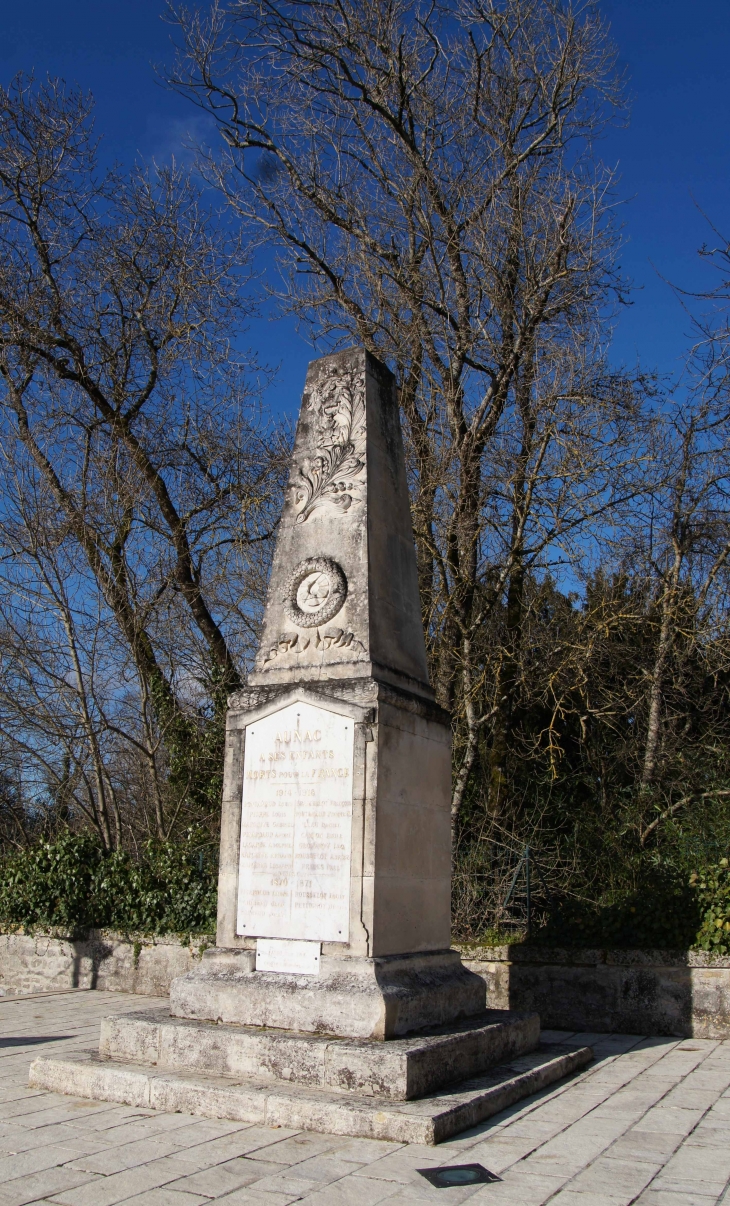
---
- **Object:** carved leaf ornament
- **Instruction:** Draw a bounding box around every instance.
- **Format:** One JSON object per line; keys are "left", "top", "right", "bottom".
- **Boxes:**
{"left": 263, "top": 365, "right": 367, "bottom": 667}
{"left": 291, "top": 370, "right": 366, "bottom": 523}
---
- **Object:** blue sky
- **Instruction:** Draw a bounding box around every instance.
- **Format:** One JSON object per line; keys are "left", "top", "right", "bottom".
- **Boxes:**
{"left": 1, "top": 0, "right": 729, "bottom": 410}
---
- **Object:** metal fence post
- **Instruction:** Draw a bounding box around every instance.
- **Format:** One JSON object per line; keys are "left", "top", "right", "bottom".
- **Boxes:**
{"left": 525, "top": 844, "right": 531, "bottom": 940}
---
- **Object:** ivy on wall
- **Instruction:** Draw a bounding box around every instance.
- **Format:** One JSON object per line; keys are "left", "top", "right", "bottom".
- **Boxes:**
{"left": 692, "top": 860, "right": 730, "bottom": 954}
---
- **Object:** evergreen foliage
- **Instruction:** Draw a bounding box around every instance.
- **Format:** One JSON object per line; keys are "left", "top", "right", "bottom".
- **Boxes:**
{"left": 693, "top": 860, "right": 730, "bottom": 955}
{"left": 0, "top": 829, "right": 217, "bottom": 935}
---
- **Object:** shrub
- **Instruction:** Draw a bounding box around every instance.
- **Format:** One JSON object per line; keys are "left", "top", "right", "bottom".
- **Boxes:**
{"left": 0, "top": 829, "right": 217, "bottom": 935}
{"left": 532, "top": 866, "right": 702, "bottom": 950}
{"left": 692, "top": 859, "right": 730, "bottom": 955}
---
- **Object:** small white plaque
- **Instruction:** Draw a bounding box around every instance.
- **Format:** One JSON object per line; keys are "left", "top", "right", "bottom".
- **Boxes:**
{"left": 236, "top": 700, "right": 354, "bottom": 942}
{"left": 256, "top": 938, "right": 321, "bottom": 976}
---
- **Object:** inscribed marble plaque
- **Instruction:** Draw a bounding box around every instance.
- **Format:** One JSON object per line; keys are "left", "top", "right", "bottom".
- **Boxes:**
{"left": 236, "top": 700, "right": 354, "bottom": 942}
{"left": 256, "top": 938, "right": 321, "bottom": 975}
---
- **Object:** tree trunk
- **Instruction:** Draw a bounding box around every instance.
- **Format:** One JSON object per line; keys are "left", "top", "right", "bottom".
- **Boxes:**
{"left": 641, "top": 550, "right": 681, "bottom": 787}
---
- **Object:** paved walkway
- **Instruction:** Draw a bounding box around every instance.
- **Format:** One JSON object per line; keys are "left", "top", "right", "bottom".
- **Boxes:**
{"left": 0, "top": 991, "right": 728, "bottom": 1206}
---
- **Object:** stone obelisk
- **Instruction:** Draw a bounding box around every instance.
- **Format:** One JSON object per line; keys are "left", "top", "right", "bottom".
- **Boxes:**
{"left": 29, "top": 350, "right": 592, "bottom": 1144}
{"left": 172, "top": 347, "right": 484, "bottom": 1037}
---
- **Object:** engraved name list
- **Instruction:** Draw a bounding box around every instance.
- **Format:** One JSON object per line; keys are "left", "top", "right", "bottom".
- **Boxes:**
{"left": 236, "top": 701, "right": 354, "bottom": 943}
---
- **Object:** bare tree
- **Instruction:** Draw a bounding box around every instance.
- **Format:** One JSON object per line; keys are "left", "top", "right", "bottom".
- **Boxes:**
{"left": 0, "top": 75, "right": 287, "bottom": 845}
{"left": 628, "top": 251, "right": 730, "bottom": 844}
{"left": 169, "top": 0, "right": 636, "bottom": 821}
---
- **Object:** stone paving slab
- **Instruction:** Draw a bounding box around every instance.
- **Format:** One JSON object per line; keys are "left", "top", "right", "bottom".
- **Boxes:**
{"left": 0, "top": 990, "right": 726, "bottom": 1204}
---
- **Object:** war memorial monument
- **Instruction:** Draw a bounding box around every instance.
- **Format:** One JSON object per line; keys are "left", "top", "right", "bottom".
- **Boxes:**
{"left": 31, "top": 349, "right": 591, "bottom": 1143}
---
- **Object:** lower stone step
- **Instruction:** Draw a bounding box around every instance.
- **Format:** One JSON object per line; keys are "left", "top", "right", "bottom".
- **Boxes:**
{"left": 29, "top": 1042, "right": 592, "bottom": 1145}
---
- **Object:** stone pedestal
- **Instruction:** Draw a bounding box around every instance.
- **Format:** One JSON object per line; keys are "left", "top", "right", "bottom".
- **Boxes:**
{"left": 29, "top": 349, "right": 593, "bottom": 1141}
{"left": 172, "top": 948, "right": 484, "bottom": 1040}
{"left": 179, "top": 672, "right": 484, "bottom": 1040}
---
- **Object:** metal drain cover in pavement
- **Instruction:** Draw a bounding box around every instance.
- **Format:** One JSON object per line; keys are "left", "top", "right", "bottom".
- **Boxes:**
{"left": 417, "top": 1164, "right": 501, "bottom": 1188}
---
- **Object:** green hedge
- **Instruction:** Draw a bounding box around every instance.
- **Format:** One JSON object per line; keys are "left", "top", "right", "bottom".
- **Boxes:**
{"left": 1, "top": 831, "right": 728, "bottom": 954}
{"left": 513, "top": 861, "right": 730, "bottom": 954}
{"left": 0, "top": 829, "right": 217, "bottom": 935}
{"left": 535, "top": 875, "right": 700, "bottom": 949}
{"left": 692, "top": 859, "right": 730, "bottom": 954}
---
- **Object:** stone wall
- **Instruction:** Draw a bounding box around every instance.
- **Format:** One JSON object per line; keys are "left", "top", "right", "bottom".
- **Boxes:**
{"left": 464, "top": 946, "right": 730, "bottom": 1039}
{"left": 2, "top": 932, "right": 729, "bottom": 1038}
{"left": 0, "top": 931, "right": 213, "bottom": 998}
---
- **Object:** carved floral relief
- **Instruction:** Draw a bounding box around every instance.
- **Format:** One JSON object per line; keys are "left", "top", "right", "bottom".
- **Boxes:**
{"left": 291, "top": 366, "right": 366, "bottom": 523}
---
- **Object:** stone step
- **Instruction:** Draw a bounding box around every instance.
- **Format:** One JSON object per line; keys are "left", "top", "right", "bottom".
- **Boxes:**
{"left": 29, "top": 1041, "right": 593, "bottom": 1145}
{"left": 99, "top": 1007, "right": 539, "bottom": 1101}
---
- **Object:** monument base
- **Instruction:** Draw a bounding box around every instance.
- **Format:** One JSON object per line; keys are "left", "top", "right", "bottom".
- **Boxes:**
{"left": 29, "top": 1022, "right": 592, "bottom": 1144}
{"left": 170, "top": 949, "right": 486, "bottom": 1040}
{"left": 99, "top": 1007, "right": 539, "bottom": 1100}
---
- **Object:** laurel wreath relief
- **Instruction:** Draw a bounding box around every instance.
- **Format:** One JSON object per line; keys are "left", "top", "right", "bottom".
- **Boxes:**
{"left": 291, "top": 370, "right": 366, "bottom": 523}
